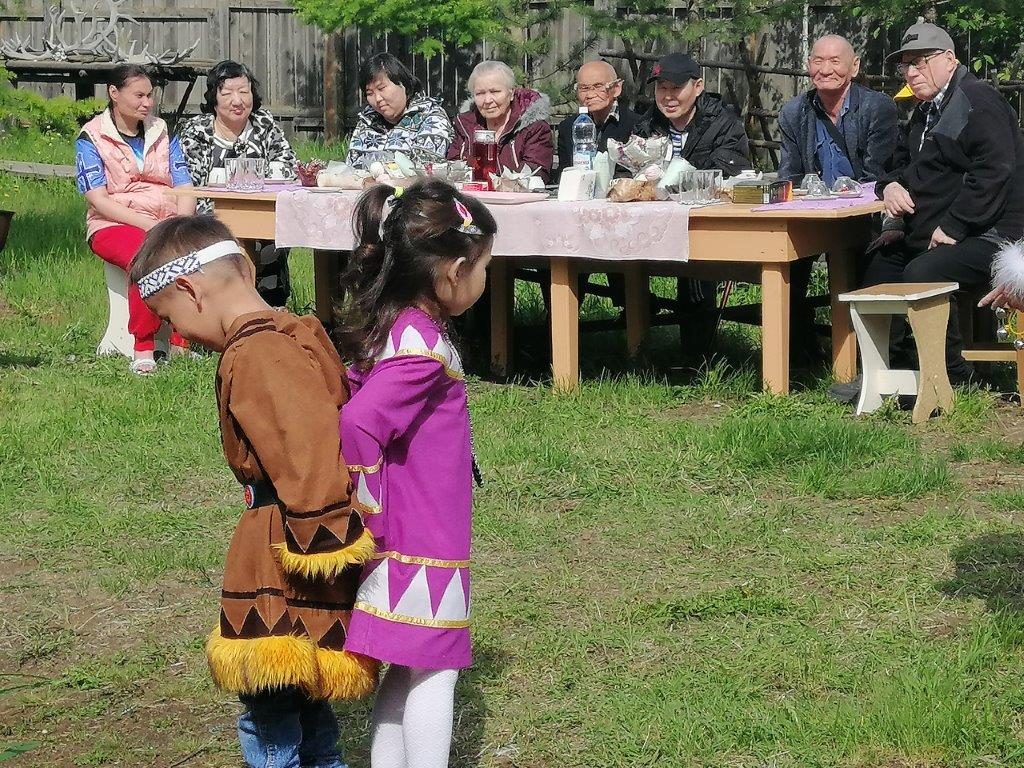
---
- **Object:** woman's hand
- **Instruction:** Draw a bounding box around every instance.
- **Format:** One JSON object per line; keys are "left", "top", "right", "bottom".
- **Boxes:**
{"left": 84, "top": 188, "right": 159, "bottom": 233}
{"left": 979, "top": 284, "right": 1024, "bottom": 312}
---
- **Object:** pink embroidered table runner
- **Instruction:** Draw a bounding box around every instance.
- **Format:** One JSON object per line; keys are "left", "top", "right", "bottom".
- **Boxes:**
{"left": 274, "top": 189, "right": 693, "bottom": 262}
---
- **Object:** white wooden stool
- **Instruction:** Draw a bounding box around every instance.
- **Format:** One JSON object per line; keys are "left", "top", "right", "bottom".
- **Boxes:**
{"left": 97, "top": 262, "right": 170, "bottom": 359}
{"left": 839, "top": 282, "right": 958, "bottom": 423}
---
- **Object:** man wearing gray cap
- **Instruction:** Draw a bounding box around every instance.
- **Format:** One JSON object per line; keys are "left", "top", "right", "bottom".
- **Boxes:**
{"left": 858, "top": 22, "right": 1024, "bottom": 388}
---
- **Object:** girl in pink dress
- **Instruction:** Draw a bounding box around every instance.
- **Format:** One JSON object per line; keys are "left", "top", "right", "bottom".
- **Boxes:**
{"left": 336, "top": 179, "right": 496, "bottom": 768}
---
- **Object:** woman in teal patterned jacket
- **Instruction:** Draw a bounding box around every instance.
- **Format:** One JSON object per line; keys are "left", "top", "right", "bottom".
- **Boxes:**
{"left": 346, "top": 53, "right": 454, "bottom": 169}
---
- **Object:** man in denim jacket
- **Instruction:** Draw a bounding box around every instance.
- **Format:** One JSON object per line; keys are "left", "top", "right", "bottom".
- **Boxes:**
{"left": 778, "top": 35, "right": 898, "bottom": 187}
{"left": 778, "top": 35, "right": 898, "bottom": 364}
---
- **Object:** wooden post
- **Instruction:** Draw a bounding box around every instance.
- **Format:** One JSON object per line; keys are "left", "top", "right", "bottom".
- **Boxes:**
{"left": 623, "top": 262, "right": 650, "bottom": 358}
{"left": 489, "top": 259, "right": 513, "bottom": 377}
{"left": 828, "top": 247, "right": 858, "bottom": 383}
{"left": 313, "top": 249, "right": 342, "bottom": 329}
{"left": 761, "top": 262, "right": 791, "bottom": 394}
{"left": 550, "top": 256, "right": 580, "bottom": 390}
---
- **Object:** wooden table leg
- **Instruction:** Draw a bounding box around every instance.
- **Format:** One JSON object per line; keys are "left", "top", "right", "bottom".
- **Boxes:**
{"left": 313, "top": 249, "right": 341, "bottom": 328}
{"left": 828, "top": 248, "right": 858, "bottom": 383}
{"left": 489, "top": 259, "right": 513, "bottom": 377}
{"left": 761, "top": 262, "right": 791, "bottom": 394}
{"left": 550, "top": 256, "right": 580, "bottom": 390}
{"left": 624, "top": 262, "right": 650, "bottom": 358}
{"left": 907, "top": 297, "right": 954, "bottom": 423}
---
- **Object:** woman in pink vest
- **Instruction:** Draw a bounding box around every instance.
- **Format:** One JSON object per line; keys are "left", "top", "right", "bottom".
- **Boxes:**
{"left": 76, "top": 64, "right": 197, "bottom": 374}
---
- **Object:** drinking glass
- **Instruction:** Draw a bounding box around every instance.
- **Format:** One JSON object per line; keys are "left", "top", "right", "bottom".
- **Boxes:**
{"left": 831, "top": 175, "right": 860, "bottom": 197}
{"left": 226, "top": 157, "right": 266, "bottom": 192}
{"left": 800, "top": 172, "right": 822, "bottom": 191}
{"left": 676, "top": 170, "right": 718, "bottom": 204}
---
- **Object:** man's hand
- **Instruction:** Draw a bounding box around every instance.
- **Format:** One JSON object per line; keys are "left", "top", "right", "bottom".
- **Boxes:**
{"left": 882, "top": 182, "right": 916, "bottom": 217}
{"left": 979, "top": 283, "right": 1024, "bottom": 312}
{"left": 929, "top": 226, "right": 957, "bottom": 250}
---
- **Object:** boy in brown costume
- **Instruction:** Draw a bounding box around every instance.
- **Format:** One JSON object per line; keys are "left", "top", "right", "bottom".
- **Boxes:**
{"left": 130, "top": 215, "right": 376, "bottom": 768}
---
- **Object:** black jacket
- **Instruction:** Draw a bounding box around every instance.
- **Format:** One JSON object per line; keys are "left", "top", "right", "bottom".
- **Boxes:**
{"left": 633, "top": 92, "right": 751, "bottom": 177}
{"left": 555, "top": 102, "right": 639, "bottom": 180}
{"left": 777, "top": 82, "right": 898, "bottom": 185}
{"left": 876, "top": 65, "right": 1024, "bottom": 252}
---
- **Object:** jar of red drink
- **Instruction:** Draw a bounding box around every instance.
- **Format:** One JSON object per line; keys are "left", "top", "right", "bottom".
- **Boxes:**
{"left": 470, "top": 129, "right": 498, "bottom": 189}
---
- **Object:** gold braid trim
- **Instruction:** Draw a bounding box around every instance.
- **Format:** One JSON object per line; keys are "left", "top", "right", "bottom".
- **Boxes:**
{"left": 273, "top": 528, "right": 376, "bottom": 580}
{"left": 206, "top": 628, "right": 379, "bottom": 700}
{"left": 347, "top": 457, "right": 383, "bottom": 474}
{"left": 374, "top": 550, "right": 470, "bottom": 568}
{"left": 352, "top": 500, "right": 381, "bottom": 516}
{"left": 355, "top": 601, "right": 470, "bottom": 629}
{"left": 392, "top": 349, "right": 464, "bottom": 380}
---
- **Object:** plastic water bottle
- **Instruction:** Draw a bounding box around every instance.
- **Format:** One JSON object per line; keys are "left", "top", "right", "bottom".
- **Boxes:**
{"left": 571, "top": 107, "right": 597, "bottom": 169}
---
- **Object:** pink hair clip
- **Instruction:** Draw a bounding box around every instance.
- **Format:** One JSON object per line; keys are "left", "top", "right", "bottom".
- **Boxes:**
{"left": 453, "top": 199, "right": 483, "bottom": 235}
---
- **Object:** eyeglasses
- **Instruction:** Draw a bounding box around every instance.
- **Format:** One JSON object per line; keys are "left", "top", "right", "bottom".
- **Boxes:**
{"left": 575, "top": 79, "right": 622, "bottom": 94}
{"left": 896, "top": 51, "right": 945, "bottom": 76}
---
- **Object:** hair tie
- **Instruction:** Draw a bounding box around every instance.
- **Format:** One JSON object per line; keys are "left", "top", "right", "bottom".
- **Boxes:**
{"left": 453, "top": 199, "right": 483, "bottom": 236}
{"left": 378, "top": 186, "right": 405, "bottom": 240}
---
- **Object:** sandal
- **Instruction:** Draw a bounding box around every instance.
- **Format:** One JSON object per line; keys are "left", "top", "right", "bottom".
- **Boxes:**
{"left": 130, "top": 357, "right": 157, "bottom": 376}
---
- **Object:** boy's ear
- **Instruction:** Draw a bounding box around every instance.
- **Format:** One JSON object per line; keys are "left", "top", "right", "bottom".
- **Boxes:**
{"left": 242, "top": 255, "right": 256, "bottom": 286}
{"left": 173, "top": 274, "right": 201, "bottom": 304}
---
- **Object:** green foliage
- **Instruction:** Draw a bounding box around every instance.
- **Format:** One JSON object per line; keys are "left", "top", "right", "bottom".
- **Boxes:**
{"left": 291, "top": 0, "right": 507, "bottom": 56}
{"left": 0, "top": 80, "right": 104, "bottom": 137}
{"left": 852, "top": 0, "right": 1024, "bottom": 76}
{"left": 575, "top": 0, "right": 804, "bottom": 49}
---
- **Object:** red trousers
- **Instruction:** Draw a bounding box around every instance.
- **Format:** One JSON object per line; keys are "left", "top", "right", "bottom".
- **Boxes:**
{"left": 90, "top": 225, "right": 184, "bottom": 352}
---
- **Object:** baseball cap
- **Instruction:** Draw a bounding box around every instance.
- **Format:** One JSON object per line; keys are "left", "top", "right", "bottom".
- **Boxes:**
{"left": 646, "top": 53, "right": 702, "bottom": 85}
{"left": 886, "top": 21, "right": 955, "bottom": 61}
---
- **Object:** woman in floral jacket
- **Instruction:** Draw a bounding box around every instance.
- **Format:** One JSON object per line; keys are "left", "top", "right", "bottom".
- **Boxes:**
{"left": 178, "top": 60, "right": 297, "bottom": 306}
{"left": 345, "top": 53, "right": 453, "bottom": 169}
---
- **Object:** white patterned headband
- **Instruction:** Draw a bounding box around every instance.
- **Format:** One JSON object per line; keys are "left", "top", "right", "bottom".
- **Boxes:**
{"left": 136, "top": 240, "right": 243, "bottom": 299}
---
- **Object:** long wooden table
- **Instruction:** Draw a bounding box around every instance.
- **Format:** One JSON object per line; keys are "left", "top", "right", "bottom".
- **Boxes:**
{"left": 177, "top": 187, "right": 883, "bottom": 394}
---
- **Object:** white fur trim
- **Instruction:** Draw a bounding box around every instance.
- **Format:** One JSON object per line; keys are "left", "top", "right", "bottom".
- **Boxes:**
{"left": 991, "top": 239, "right": 1024, "bottom": 298}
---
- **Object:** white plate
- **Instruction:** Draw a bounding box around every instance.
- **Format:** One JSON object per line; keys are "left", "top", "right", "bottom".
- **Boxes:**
{"left": 464, "top": 191, "right": 550, "bottom": 205}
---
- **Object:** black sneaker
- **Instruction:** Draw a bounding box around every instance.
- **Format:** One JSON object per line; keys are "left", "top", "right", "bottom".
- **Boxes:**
{"left": 948, "top": 367, "right": 978, "bottom": 389}
{"left": 828, "top": 375, "right": 862, "bottom": 405}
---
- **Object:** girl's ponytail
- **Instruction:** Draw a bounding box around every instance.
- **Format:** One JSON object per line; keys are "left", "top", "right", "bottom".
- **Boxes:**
{"left": 337, "top": 184, "right": 403, "bottom": 365}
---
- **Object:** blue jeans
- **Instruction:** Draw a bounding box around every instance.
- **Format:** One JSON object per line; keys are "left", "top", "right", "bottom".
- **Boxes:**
{"left": 238, "top": 687, "right": 348, "bottom": 768}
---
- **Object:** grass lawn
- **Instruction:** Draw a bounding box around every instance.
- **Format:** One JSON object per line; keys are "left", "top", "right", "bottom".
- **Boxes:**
{"left": 4, "top": 137, "right": 1024, "bottom": 767}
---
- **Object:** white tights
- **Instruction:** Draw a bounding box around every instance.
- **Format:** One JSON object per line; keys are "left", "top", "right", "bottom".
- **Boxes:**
{"left": 370, "top": 665, "right": 459, "bottom": 768}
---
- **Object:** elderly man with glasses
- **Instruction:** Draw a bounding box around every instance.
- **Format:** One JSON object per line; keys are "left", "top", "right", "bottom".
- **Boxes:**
{"left": 832, "top": 22, "right": 1024, "bottom": 401}
{"left": 555, "top": 60, "right": 639, "bottom": 180}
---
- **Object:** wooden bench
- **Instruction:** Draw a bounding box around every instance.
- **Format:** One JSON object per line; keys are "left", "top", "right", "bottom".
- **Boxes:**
{"left": 839, "top": 282, "right": 958, "bottom": 423}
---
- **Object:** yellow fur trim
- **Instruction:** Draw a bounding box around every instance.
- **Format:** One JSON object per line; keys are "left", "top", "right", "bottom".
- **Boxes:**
{"left": 205, "top": 628, "right": 379, "bottom": 700}
{"left": 206, "top": 628, "right": 317, "bottom": 694}
{"left": 313, "top": 648, "right": 380, "bottom": 700}
{"left": 273, "top": 528, "right": 376, "bottom": 580}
